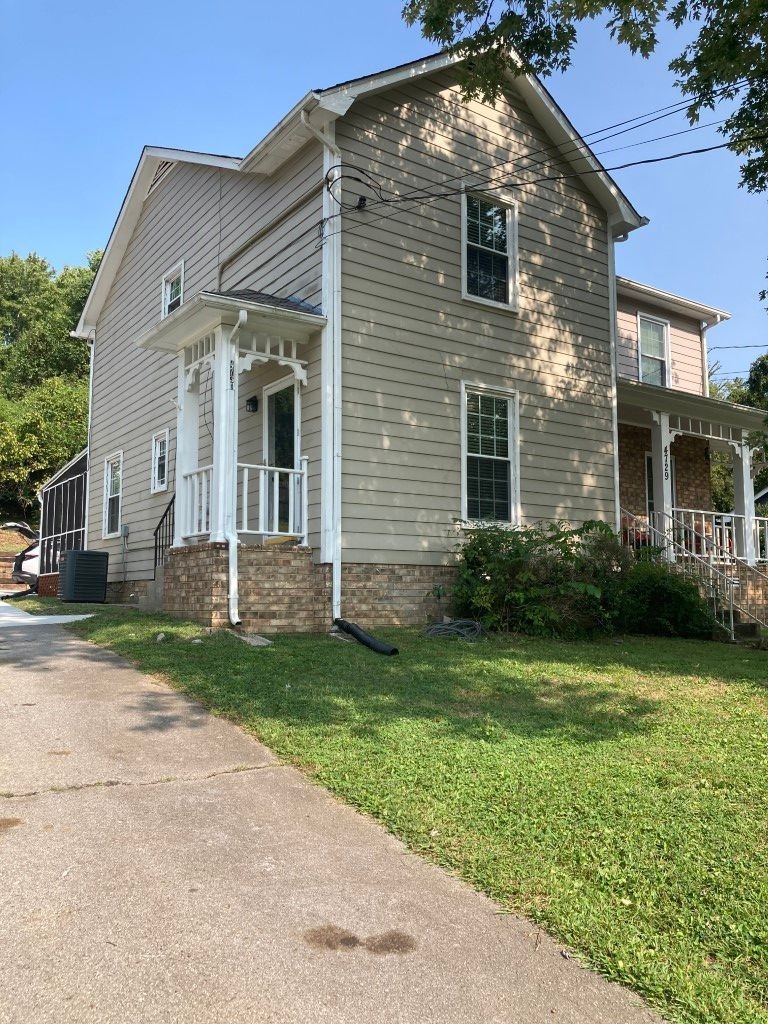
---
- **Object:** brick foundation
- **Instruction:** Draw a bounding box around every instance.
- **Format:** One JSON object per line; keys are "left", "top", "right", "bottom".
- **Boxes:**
{"left": 618, "top": 423, "right": 712, "bottom": 516}
{"left": 161, "top": 542, "right": 457, "bottom": 632}
{"left": 36, "top": 573, "right": 59, "bottom": 597}
{"left": 163, "top": 543, "right": 231, "bottom": 627}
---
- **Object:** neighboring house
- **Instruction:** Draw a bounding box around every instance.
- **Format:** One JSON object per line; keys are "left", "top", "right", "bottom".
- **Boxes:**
{"left": 69, "top": 51, "right": 768, "bottom": 631}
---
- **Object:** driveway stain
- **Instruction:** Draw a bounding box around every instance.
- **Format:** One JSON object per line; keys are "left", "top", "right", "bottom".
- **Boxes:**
{"left": 304, "top": 924, "right": 416, "bottom": 955}
{"left": 47, "top": 750, "right": 71, "bottom": 756}
{"left": 0, "top": 818, "right": 23, "bottom": 832}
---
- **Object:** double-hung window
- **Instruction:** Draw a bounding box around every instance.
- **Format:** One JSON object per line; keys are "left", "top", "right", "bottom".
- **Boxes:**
{"left": 151, "top": 430, "right": 169, "bottom": 493}
{"left": 103, "top": 453, "right": 123, "bottom": 538}
{"left": 462, "top": 192, "right": 517, "bottom": 310}
{"left": 161, "top": 262, "right": 184, "bottom": 318}
{"left": 638, "top": 314, "right": 668, "bottom": 386}
{"left": 462, "top": 386, "right": 518, "bottom": 523}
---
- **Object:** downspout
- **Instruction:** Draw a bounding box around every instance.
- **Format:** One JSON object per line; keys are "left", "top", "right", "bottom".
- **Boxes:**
{"left": 226, "top": 310, "right": 248, "bottom": 626}
{"left": 701, "top": 315, "right": 723, "bottom": 398}
{"left": 83, "top": 334, "right": 95, "bottom": 548}
{"left": 301, "top": 111, "right": 343, "bottom": 621}
{"left": 607, "top": 226, "right": 623, "bottom": 532}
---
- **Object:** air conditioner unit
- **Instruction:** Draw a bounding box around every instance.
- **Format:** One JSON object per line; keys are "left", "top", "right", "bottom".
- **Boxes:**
{"left": 58, "top": 550, "right": 109, "bottom": 603}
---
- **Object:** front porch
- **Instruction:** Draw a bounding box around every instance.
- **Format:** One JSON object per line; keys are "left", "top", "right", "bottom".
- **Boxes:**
{"left": 137, "top": 289, "right": 327, "bottom": 626}
{"left": 617, "top": 378, "right": 768, "bottom": 565}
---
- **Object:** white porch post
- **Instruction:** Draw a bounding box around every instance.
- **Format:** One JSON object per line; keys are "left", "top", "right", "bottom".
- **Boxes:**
{"left": 650, "top": 410, "right": 674, "bottom": 559}
{"left": 173, "top": 353, "right": 199, "bottom": 546}
{"left": 210, "top": 325, "right": 239, "bottom": 544}
{"left": 733, "top": 439, "right": 756, "bottom": 564}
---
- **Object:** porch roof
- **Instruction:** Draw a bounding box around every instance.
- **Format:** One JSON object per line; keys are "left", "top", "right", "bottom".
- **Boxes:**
{"left": 136, "top": 290, "right": 326, "bottom": 354}
{"left": 618, "top": 378, "right": 768, "bottom": 433}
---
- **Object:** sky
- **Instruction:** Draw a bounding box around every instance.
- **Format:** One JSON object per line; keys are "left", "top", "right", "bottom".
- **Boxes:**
{"left": 2, "top": 0, "right": 766, "bottom": 379}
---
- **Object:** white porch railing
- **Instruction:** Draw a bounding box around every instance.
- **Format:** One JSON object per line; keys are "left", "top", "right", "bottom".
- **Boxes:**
{"left": 181, "top": 466, "right": 212, "bottom": 539}
{"left": 669, "top": 507, "right": 768, "bottom": 563}
{"left": 237, "top": 456, "right": 308, "bottom": 544}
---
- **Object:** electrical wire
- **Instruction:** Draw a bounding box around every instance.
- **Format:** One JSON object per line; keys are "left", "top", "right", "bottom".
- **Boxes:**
{"left": 321, "top": 135, "right": 763, "bottom": 244}
{"left": 323, "top": 79, "right": 749, "bottom": 221}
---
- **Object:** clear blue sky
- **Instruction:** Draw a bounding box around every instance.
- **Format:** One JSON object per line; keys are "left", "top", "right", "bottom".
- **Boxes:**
{"left": 2, "top": 1, "right": 765, "bottom": 378}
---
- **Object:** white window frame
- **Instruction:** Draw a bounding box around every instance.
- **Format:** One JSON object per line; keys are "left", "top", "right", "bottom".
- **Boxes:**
{"left": 160, "top": 260, "right": 184, "bottom": 318}
{"left": 460, "top": 189, "right": 519, "bottom": 313}
{"left": 460, "top": 380, "right": 521, "bottom": 525}
{"left": 150, "top": 429, "right": 170, "bottom": 494}
{"left": 637, "top": 311, "right": 670, "bottom": 387}
{"left": 102, "top": 451, "right": 123, "bottom": 539}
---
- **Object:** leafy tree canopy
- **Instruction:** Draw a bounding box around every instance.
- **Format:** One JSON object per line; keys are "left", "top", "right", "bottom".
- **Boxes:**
{"left": 0, "top": 250, "right": 100, "bottom": 515}
{"left": 403, "top": 0, "right": 768, "bottom": 297}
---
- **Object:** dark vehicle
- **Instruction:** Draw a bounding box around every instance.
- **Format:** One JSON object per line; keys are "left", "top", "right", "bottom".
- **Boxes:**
{"left": 1, "top": 522, "right": 40, "bottom": 590}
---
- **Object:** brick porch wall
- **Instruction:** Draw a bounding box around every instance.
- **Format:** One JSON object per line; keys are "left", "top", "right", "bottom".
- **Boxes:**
{"left": 161, "top": 542, "right": 457, "bottom": 632}
{"left": 618, "top": 423, "right": 712, "bottom": 516}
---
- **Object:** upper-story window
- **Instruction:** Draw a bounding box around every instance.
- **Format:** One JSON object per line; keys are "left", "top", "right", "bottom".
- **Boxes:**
{"left": 161, "top": 261, "right": 184, "bottom": 318}
{"left": 638, "top": 314, "right": 669, "bottom": 387}
{"left": 461, "top": 192, "right": 518, "bottom": 311}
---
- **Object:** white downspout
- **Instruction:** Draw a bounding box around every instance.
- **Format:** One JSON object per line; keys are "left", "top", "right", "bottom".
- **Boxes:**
{"left": 607, "top": 226, "right": 622, "bottom": 532}
{"left": 221, "top": 311, "right": 247, "bottom": 626}
{"left": 302, "top": 111, "right": 343, "bottom": 621}
{"left": 700, "top": 314, "right": 723, "bottom": 398}
{"left": 83, "top": 334, "right": 95, "bottom": 548}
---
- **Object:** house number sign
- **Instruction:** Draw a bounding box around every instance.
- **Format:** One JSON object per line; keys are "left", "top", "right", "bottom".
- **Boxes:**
{"left": 663, "top": 444, "right": 670, "bottom": 482}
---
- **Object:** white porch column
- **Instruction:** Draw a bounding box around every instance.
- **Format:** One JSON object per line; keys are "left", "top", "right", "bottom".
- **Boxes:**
{"left": 174, "top": 353, "right": 200, "bottom": 546}
{"left": 733, "top": 439, "right": 756, "bottom": 564}
{"left": 210, "top": 325, "right": 239, "bottom": 544}
{"left": 650, "top": 411, "right": 674, "bottom": 559}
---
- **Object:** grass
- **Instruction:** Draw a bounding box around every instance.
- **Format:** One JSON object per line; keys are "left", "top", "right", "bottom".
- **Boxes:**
{"left": 17, "top": 596, "right": 768, "bottom": 1024}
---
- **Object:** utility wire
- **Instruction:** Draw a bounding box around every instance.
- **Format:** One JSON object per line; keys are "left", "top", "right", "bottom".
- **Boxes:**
{"left": 324, "top": 79, "right": 749, "bottom": 222}
{"left": 321, "top": 135, "right": 763, "bottom": 244}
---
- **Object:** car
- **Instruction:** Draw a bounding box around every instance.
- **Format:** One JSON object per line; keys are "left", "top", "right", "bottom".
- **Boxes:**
{"left": 1, "top": 522, "right": 40, "bottom": 591}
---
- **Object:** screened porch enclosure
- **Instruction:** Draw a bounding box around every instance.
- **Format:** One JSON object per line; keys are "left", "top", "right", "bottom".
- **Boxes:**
{"left": 39, "top": 449, "right": 88, "bottom": 575}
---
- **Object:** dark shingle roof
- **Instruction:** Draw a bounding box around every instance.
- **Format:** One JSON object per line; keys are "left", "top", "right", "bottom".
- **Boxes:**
{"left": 210, "top": 290, "right": 322, "bottom": 316}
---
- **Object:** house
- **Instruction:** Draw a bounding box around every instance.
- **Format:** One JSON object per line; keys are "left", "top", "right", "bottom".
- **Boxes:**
{"left": 68, "top": 51, "right": 768, "bottom": 632}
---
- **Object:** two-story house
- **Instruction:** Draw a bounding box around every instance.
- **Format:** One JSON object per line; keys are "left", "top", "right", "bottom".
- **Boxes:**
{"left": 52, "top": 51, "right": 765, "bottom": 631}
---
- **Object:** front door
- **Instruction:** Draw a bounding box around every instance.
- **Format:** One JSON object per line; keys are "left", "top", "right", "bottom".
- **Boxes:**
{"left": 264, "top": 379, "right": 298, "bottom": 533}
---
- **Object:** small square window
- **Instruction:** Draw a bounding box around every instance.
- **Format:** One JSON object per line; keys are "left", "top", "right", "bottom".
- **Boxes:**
{"left": 161, "top": 262, "right": 184, "bottom": 318}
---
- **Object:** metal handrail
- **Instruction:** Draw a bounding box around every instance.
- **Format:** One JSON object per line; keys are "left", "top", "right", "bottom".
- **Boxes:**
{"left": 153, "top": 495, "right": 175, "bottom": 577}
{"left": 622, "top": 508, "right": 737, "bottom": 639}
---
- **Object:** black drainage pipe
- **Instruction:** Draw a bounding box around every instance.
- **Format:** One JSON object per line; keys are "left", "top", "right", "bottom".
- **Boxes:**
{"left": 334, "top": 618, "right": 399, "bottom": 656}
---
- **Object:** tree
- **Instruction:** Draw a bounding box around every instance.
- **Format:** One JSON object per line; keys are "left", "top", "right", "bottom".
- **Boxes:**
{"left": 0, "top": 251, "right": 100, "bottom": 516}
{"left": 708, "top": 356, "right": 768, "bottom": 511}
{"left": 403, "top": 0, "right": 768, "bottom": 298}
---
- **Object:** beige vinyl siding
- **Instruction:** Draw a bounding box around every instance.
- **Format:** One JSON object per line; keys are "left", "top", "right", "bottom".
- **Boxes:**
{"left": 337, "top": 70, "right": 615, "bottom": 565}
{"left": 88, "top": 142, "right": 323, "bottom": 580}
{"left": 616, "top": 296, "right": 705, "bottom": 395}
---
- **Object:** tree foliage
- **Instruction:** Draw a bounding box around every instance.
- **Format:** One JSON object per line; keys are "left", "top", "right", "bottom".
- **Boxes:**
{"left": 403, "top": 0, "right": 768, "bottom": 298}
{"left": 709, "top": 356, "right": 768, "bottom": 511}
{"left": 0, "top": 251, "right": 100, "bottom": 515}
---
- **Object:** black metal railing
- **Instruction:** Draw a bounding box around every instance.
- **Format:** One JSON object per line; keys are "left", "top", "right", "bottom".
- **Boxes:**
{"left": 153, "top": 495, "right": 175, "bottom": 577}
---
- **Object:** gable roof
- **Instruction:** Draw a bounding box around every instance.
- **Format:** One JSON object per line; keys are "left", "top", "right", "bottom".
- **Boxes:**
{"left": 75, "top": 51, "right": 645, "bottom": 337}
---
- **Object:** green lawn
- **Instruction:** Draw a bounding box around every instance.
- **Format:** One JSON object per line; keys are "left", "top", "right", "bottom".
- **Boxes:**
{"left": 17, "top": 597, "right": 768, "bottom": 1024}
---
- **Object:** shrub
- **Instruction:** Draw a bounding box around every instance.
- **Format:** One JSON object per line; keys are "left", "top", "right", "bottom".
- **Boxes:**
{"left": 452, "top": 520, "right": 629, "bottom": 638}
{"left": 453, "top": 520, "right": 716, "bottom": 640}
{"left": 610, "top": 560, "right": 717, "bottom": 639}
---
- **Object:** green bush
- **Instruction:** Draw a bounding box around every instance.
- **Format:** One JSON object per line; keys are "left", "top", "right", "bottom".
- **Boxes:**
{"left": 453, "top": 521, "right": 717, "bottom": 640}
{"left": 611, "top": 560, "right": 717, "bottom": 639}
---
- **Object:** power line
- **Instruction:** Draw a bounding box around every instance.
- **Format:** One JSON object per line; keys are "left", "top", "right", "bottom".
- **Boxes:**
{"left": 710, "top": 344, "right": 768, "bottom": 350}
{"left": 321, "top": 135, "right": 763, "bottom": 243}
{"left": 324, "top": 78, "right": 750, "bottom": 222}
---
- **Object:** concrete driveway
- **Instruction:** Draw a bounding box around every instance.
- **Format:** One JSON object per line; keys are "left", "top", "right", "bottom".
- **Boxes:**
{"left": 0, "top": 616, "right": 662, "bottom": 1024}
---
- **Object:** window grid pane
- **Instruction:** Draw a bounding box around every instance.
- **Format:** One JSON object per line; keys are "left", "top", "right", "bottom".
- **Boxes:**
{"left": 641, "top": 354, "right": 665, "bottom": 386}
{"left": 639, "top": 318, "right": 665, "bottom": 358}
{"left": 467, "top": 456, "right": 510, "bottom": 521}
{"left": 465, "top": 392, "right": 512, "bottom": 522}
